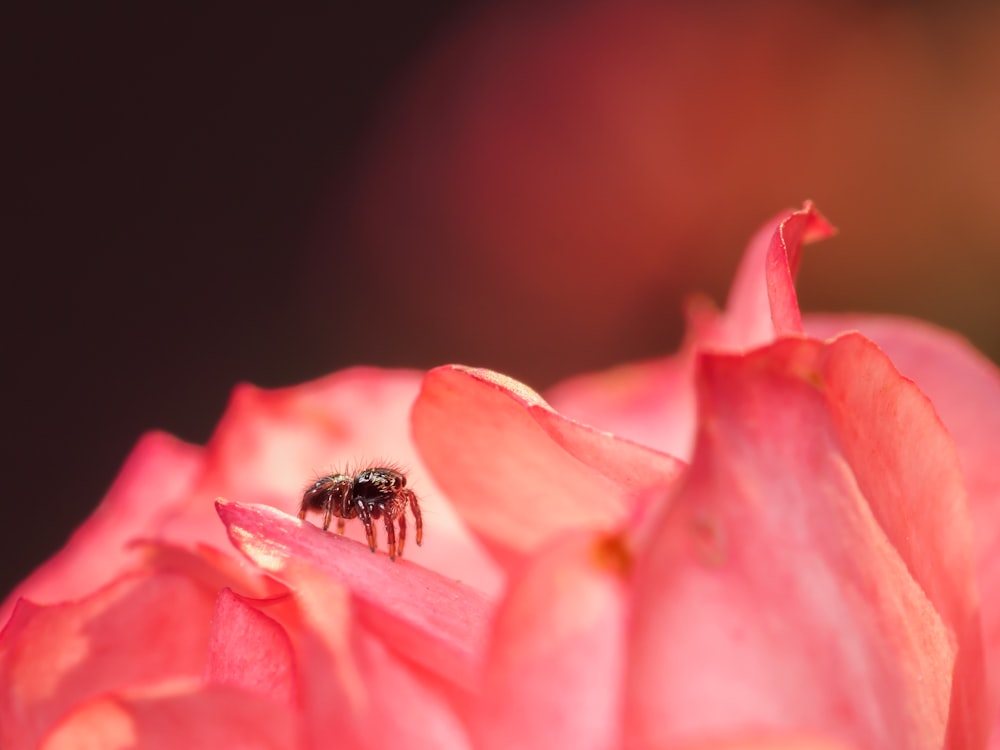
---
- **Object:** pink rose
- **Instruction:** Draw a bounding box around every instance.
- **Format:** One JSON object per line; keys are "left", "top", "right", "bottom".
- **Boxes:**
{"left": 4, "top": 203, "right": 1000, "bottom": 749}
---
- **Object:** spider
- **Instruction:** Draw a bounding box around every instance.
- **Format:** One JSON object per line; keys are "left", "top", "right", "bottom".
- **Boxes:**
{"left": 298, "top": 466, "right": 423, "bottom": 561}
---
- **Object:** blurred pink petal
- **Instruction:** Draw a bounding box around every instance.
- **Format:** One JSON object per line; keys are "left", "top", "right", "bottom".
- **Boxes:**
{"left": 472, "top": 532, "right": 629, "bottom": 750}
{"left": 412, "top": 365, "right": 685, "bottom": 571}
{"left": 648, "top": 732, "right": 860, "bottom": 750}
{"left": 40, "top": 686, "right": 298, "bottom": 750}
{"left": 217, "top": 499, "right": 493, "bottom": 692}
{"left": 0, "top": 432, "right": 203, "bottom": 625}
{"left": 0, "top": 571, "right": 217, "bottom": 750}
{"left": 624, "top": 335, "right": 985, "bottom": 749}
{"left": 203, "top": 588, "right": 297, "bottom": 706}
{"left": 651, "top": 740, "right": 856, "bottom": 750}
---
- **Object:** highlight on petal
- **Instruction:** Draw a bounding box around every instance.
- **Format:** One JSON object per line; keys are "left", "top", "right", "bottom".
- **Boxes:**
{"left": 0, "top": 571, "right": 217, "bottom": 750}
{"left": 624, "top": 336, "right": 984, "bottom": 749}
{"left": 0, "top": 431, "right": 204, "bottom": 626}
{"left": 203, "top": 588, "right": 297, "bottom": 707}
{"left": 412, "top": 365, "right": 685, "bottom": 570}
{"left": 472, "top": 532, "right": 629, "bottom": 750}
{"left": 216, "top": 499, "right": 494, "bottom": 692}
{"left": 40, "top": 686, "right": 298, "bottom": 750}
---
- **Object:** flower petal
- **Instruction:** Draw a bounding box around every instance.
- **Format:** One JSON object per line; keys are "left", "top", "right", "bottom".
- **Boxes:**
{"left": 220, "top": 501, "right": 477, "bottom": 747}
{"left": 545, "top": 352, "right": 698, "bottom": 461}
{"left": 624, "top": 335, "right": 984, "bottom": 749}
{"left": 412, "top": 365, "right": 685, "bottom": 570}
{"left": 40, "top": 686, "right": 298, "bottom": 750}
{"left": 128, "top": 540, "right": 288, "bottom": 600}
{"left": 806, "top": 313, "right": 1000, "bottom": 732}
{"left": 624, "top": 739, "right": 856, "bottom": 750}
{"left": 216, "top": 499, "right": 493, "bottom": 692}
{"left": 472, "top": 532, "right": 629, "bottom": 750}
{"left": 203, "top": 588, "right": 297, "bottom": 706}
{"left": 818, "top": 333, "right": 986, "bottom": 747}
{"left": 719, "top": 202, "right": 835, "bottom": 347}
{"left": 0, "top": 431, "right": 204, "bottom": 626}
{"left": 0, "top": 571, "right": 217, "bottom": 750}
{"left": 286, "top": 567, "right": 472, "bottom": 750}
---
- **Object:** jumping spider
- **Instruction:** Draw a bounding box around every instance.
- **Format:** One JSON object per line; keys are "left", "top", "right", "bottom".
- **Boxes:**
{"left": 298, "top": 466, "right": 423, "bottom": 561}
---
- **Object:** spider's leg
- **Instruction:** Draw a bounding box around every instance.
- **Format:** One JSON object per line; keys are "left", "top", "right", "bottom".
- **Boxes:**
{"left": 406, "top": 489, "right": 423, "bottom": 546}
{"left": 297, "top": 490, "right": 313, "bottom": 520}
{"left": 323, "top": 481, "right": 352, "bottom": 531}
{"left": 397, "top": 511, "right": 407, "bottom": 558}
{"left": 357, "top": 500, "right": 377, "bottom": 553}
{"left": 382, "top": 507, "right": 398, "bottom": 561}
{"left": 322, "top": 493, "right": 335, "bottom": 531}
{"left": 340, "top": 485, "right": 355, "bottom": 519}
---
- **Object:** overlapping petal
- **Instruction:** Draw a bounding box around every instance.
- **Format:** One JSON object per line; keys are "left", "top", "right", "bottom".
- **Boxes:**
{"left": 806, "top": 313, "right": 1000, "bottom": 741}
{"left": 40, "top": 686, "right": 298, "bottom": 750}
{"left": 203, "top": 588, "right": 298, "bottom": 706}
{"left": 472, "top": 532, "right": 629, "bottom": 750}
{"left": 217, "top": 500, "right": 482, "bottom": 749}
{"left": 546, "top": 352, "right": 697, "bottom": 460}
{"left": 412, "top": 365, "right": 685, "bottom": 571}
{"left": 217, "top": 500, "right": 493, "bottom": 693}
{"left": 0, "top": 432, "right": 203, "bottom": 626}
{"left": 0, "top": 571, "right": 218, "bottom": 749}
{"left": 624, "top": 335, "right": 985, "bottom": 749}
{"left": 288, "top": 569, "right": 471, "bottom": 750}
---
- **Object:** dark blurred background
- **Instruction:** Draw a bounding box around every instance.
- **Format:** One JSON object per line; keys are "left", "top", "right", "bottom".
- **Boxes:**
{"left": 4, "top": 2, "right": 999, "bottom": 598}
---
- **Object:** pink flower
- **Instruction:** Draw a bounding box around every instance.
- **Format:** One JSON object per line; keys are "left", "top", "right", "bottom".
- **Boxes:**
{"left": 4, "top": 203, "right": 1000, "bottom": 749}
